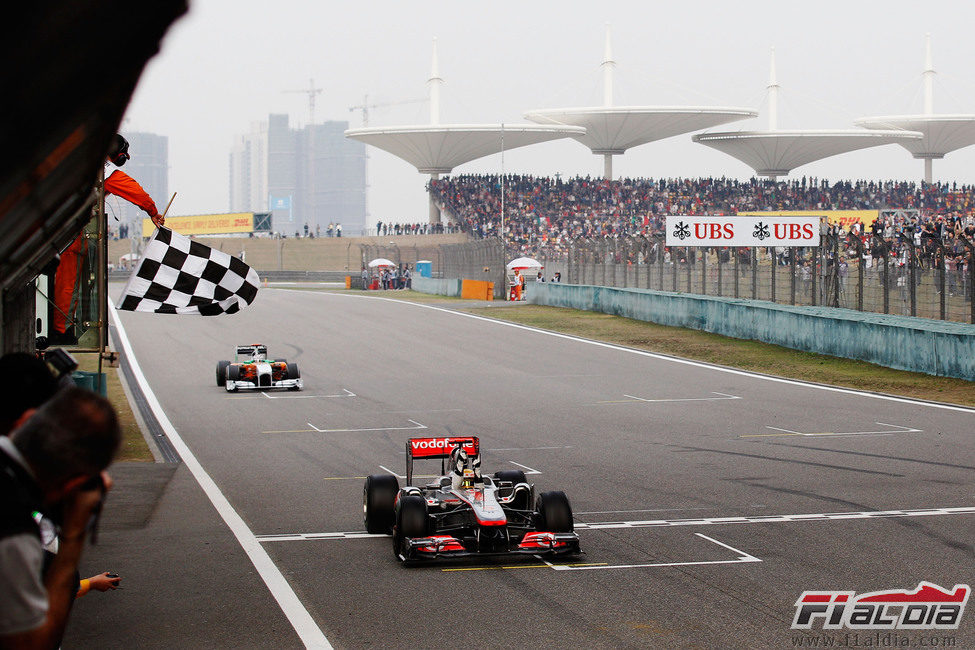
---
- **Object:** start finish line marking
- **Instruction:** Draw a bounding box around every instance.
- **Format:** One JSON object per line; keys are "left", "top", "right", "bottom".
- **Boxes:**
{"left": 254, "top": 506, "right": 975, "bottom": 543}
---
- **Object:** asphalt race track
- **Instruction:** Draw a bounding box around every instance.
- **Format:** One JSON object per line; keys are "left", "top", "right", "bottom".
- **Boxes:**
{"left": 65, "top": 288, "right": 974, "bottom": 648}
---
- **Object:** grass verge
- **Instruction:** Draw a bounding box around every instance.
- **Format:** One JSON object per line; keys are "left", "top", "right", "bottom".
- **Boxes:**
{"left": 461, "top": 305, "right": 975, "bottom": 408}
{"left": 75, "top": 353, "right": 153, "bottom": 462}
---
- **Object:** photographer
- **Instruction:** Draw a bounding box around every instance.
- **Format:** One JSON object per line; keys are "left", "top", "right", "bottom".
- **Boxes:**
{"left": 0, "top": 387, "right": 120, "bottom": 650}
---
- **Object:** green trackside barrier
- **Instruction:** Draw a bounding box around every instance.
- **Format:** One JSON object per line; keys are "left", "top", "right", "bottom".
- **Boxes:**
{"left": 526, "top": 282, "right": 975, "bottom": 381}
{"left": 71, "top": 370, "right": 108, "bottom": 397}
{"left": 412, "top": 276, "right": 463, "bottom": 297}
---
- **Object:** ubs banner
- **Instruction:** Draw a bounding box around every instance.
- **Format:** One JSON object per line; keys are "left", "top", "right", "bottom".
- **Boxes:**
{"left": 665, "top": 215, "right": 821, "bottom": 247}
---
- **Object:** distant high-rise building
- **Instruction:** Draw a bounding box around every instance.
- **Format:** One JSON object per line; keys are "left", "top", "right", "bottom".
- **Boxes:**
{"left": 230, "top": 114, "right": 366, "bottom": 235}
{"left": 230, "top": 121, "right": 268, "bottom": 214}
{"left": 110, "top": 131, "right": 168, "bottom": 235}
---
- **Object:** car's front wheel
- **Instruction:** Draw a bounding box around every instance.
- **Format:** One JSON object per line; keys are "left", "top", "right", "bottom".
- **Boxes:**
{"left": 535, "top": 490, "right": 574, "bottom": 533}
{"left": 216, "top": 360, "right": 230, "bottom": 386}
{"left": 393, "top": 494, "right": 428, "bottom": 560}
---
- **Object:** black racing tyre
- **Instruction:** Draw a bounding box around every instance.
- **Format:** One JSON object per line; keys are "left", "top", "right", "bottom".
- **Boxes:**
{"left": 494, "top": 470, "right": 527, "bottom": 485}
{"left": 216, "top": 360, "right": 230, "bottom": 386}
{"left": 285, "top": 362, "right": 300, "bottom": 380}
{"left": 397, "top": 495, "right": 429, "bottom": 539}
{"left": 226, "top": 364, "right": 241, "bottom": 381}
{"left": 536, "top": 490, "right": 574, "bottom": 533}
{"left": 363, "top": 474, "right": 398, "bottom": 534}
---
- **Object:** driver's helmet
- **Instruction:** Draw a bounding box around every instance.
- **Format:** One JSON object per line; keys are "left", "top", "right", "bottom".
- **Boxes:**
{"left": 252, "top": 346, "right": 267, "bottom": 361}
{"left": 450, "top": 445, "right": 481, "bottom": 486}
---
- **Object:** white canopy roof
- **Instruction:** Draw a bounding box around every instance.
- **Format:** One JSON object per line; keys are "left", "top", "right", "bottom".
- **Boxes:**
{"left": 523, "top": 106, "right": 757, "bottom": 154}
{"left": 854, "top": 115, "right": 975, "bottom": 159}
{"left": 692, "top": 129, "right": 923, "bottom": 177}
{"left": 344, "top": 124, "right": 586, "bottom": 174}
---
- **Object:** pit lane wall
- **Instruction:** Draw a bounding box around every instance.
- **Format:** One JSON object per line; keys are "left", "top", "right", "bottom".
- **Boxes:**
{"left": 521, "top": 283, "right": 975, "bottom": 381}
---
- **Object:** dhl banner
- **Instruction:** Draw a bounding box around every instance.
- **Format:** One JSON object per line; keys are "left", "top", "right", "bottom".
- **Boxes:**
{"left": 143, "top": 213, "right": 254, "bottom": 237}
{"left": 738, "top": 210, "right": 878, "bottom": 230}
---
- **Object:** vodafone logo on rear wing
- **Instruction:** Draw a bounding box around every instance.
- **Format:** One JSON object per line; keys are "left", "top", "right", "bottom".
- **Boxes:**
{"left": 408, "top": 436, "right": 479, "bottom": 459}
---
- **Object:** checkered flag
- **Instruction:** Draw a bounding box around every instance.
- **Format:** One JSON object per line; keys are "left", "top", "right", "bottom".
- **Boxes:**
{"left": 118, "top": 227, "right": 259, "bottom": 315}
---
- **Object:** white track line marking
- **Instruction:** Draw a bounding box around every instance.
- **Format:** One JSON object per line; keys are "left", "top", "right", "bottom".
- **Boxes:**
{"left": 575, "top": 506, "right": 975, "bottom": 529}
{"left": 547, "top": 533, "right": 761, "bottom": 571}
{"left": 487, "top": 446, "right": 573, "bottom": 451}
{"left": 230, "top": 389, "right": 356, "bottom": 401}
{"left": 306, "top": 293, "right": 975, "bottom": 415}
{"left": 264, "top": 420, "right": 427, "bottom": 434}
{"left": 743, "top": 422, "right": 924, "bottom": 438}
{"left": 378, "top": 465, "right": 405, "bottom": 479}
{"left": 507, "top": 461, "right": 541, "bottom": 475}
{"left": 606, "top": 391, "right": 741, "bottom": 404}
{"left": 110, "top": 301, "right": 332, "bottom": 649}
{"left": 260, "top": 389, "right": 355, "bottom": 400}
{"left": 255, "top": 506, "right": 975, "bottom": 542}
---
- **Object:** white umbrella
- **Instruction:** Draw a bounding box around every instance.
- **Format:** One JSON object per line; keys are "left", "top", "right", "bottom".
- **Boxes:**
{"left": 507, "top": 257, "right": 543, "bottom": 270}
{"left": 368, "top": 258, "right": 396, "bottom": 268}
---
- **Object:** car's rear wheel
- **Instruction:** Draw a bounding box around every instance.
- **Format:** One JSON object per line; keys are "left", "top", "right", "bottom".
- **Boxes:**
{"left": 536, "top": 491, "right": 573, "bottom": 533}
{"left": 216, "top": 360, "right": 230, "bottom": 386}
{"left": 363, "top": 474, "right": 398, "bottom": 534}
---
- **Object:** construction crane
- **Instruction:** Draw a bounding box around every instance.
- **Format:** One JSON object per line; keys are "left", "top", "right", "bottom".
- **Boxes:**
{"left": 348, "top": 94, "right": 427, "bottom": 127}
{"left": 284, "top": 78, "right": 323, "bottom": 124}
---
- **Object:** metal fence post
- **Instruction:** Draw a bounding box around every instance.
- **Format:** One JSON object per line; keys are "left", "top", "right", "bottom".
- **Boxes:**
{"left": 734, "top": 247, "right": 740, "bottom": 299}
{"left": 905, "top": 237, "right": 917, "bottom": 317}
{"left": 790, "top": 248, "right": 797, "bottom": 305}
{"left": 751, "top": 247, "right": 758, "bottom": 299}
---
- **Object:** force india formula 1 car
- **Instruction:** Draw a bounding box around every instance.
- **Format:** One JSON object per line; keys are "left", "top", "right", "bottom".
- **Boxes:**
{"left": 215, "top": 344, "right": 302, "bottom": 392}
{"left": 363, "top": 436, "right": 580, "bottom": 563}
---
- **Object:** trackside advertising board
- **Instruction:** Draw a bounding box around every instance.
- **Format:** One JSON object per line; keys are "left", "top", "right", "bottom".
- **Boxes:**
{"left": 143, "top": 212, "right": 254, "bottom": 237}
{"left": 665, "top": 215, "right": 821, "bottom": 247}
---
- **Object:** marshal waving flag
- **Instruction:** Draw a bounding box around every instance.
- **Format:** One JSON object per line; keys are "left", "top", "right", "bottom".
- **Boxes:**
{"left": 118, "top": 227, "right": 259, "bottom": 315}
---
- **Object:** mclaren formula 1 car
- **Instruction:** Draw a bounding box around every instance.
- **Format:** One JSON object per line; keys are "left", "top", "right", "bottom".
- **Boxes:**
{"left": 363, "top": 436, "right": 580, "bottom": 563}
{"left": 215, "top": 344, "right": 302, "bottom": 392}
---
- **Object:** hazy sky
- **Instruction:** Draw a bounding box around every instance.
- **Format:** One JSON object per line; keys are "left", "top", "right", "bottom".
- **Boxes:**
{"left": 123, "top": 0, "right": 975, "bottom": 224}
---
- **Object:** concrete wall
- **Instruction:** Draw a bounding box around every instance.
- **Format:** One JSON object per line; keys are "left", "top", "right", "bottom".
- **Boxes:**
{"left": 525, "top": 282, "right": 975, "bottom": 381}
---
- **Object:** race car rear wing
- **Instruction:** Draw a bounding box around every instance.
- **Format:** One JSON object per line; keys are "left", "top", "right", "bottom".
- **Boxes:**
{"left": 405, "top": 436, "right": 479, "bottom": 485}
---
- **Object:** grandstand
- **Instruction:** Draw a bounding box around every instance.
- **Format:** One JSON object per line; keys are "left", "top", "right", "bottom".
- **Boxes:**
{"left": 429, "top": 173, "right": 975, "bottom": 259}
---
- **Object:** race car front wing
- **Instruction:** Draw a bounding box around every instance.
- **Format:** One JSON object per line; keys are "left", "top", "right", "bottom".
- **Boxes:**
{"left": 399, "top": 531, "right": 580, "bottom": 561}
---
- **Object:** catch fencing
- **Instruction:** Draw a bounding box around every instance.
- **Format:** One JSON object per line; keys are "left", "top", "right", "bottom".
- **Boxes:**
{"left": 531, "top": 232, "right": 975, "bottom": 324}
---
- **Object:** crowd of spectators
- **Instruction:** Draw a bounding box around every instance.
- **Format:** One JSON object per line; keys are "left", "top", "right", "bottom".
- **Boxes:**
{"left": 372, "top": 221, "right": 459, "bottom": 237}
{"left": 428, "top": 174, "right": 975, "bottom": 264}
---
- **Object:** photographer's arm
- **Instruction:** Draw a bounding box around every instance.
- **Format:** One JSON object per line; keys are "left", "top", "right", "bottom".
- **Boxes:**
{"left": 0, "top": 474, "right": 110, "bottom": 650}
